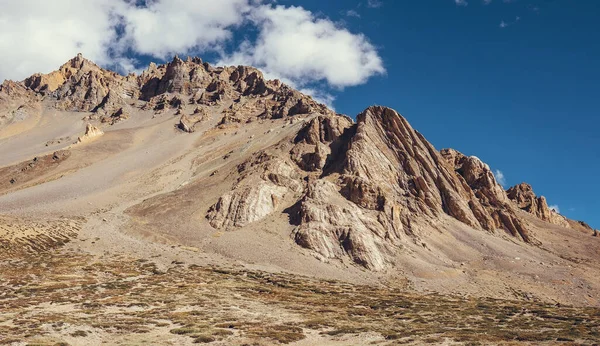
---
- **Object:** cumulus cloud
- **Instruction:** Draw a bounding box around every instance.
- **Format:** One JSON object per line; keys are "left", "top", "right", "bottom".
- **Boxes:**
{"left": 0, "top": 0, "right": 123, "bottom": 80}
{"left": 117, "top": 0, "right": 250, "bottom": 59}
{"left": 0, "top": 0, "right": 385, "bottom": 101}
{"left": 218, "top": 5, "right": 385, "bottom": 89}
{"left": 549, "top": 205, "right": 560, "bottom": 213}
{"left": 494, "top": 170, "right": 507, "bottom": 187}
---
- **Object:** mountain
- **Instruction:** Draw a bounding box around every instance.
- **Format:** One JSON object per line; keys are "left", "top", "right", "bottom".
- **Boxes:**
{"left": 1, "top": 55, "right": 600, "bottom": 343}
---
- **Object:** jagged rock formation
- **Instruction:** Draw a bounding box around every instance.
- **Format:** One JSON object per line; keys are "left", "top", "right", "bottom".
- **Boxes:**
{"left": 37, "top": 54, "right": 138, "bottom": 112}
{"left": 100, "top": 108, "right": 129, "bottom": 125}
{"left": 178, "top": 108, "right": 208, "bottom": 133}
{"left": 0, "top": 80, "right": 40, "bottom": 128}
{"left": 440, "top": 148, "right": 530, "bottom": 241}
{"left": 2, "top": 54, "right": 332, "bottom": 132}
{"left": 77, "top": 124, "right": 104, "bottom": 143}
{"left": 507, "top": 183, "right": 569, "bottom": 227}
{"left": 208, "top": 106, "right": 540, "bottom": 269}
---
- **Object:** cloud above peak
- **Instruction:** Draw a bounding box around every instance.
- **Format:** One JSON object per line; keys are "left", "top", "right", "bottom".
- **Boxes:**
{"left": 218, "top": 5, "right": 385, "bottom": 89}
{"left": 118, "top": 0, "right": 251, "bottom": 60}
{"left": 0, "top": 0, "right": 385, "bottom": 102}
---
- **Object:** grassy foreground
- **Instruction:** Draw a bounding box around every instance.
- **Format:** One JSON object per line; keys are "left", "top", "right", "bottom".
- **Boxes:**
{"left": 1, "top": 246, "right": 599, "bottom": 346}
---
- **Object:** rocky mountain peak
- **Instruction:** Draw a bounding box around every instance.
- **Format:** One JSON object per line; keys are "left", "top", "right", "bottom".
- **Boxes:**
{"left": 5, "top": 55, "right": 334, "bottom": 127}
{"left": 506, "top": 182, "right": 569, "bottom": 227}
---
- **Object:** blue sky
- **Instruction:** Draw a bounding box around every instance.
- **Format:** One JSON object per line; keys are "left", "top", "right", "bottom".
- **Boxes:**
{"left": 278, "top": 0, "right": 600, "bottom": 228}
{"left": 0, "top": 0, "right": 598, "bottom": 228}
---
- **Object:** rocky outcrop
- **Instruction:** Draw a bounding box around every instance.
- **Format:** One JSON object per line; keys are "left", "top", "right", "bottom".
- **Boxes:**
{"left": 439, "top": 148, "right": 531, "bottom": 241}
{"left": 507, "top": 183, "right": 569, "bottom": 227}
{"left": 48, "top": 54, "right": 136, "bottom": 112}
{"left": 207, "top": 181, "right": 287, "bottom": 229}
{"left": 207, "top": 152, "right": 303, "bottom": 229}
{"left": 6, "top": 54, "right": 334, "bottom": 130}
{"left": 290, "top": 115, "right": 353, "bottom": 172}
{"left": 292, "top": 179, "right": 393, "bottom": 271}
{"left": 77, "top": 124, "right": 104, "bottom": 143}
{"left": 100, "top": 108, "right": 129, "bottom": 125}
{"left": 0, "top": 80, "right": 40, "bottom": 128}
{"left": 178, "top": 114, "right": 199, "bottom": 133}
{"left": 340, "top": 106, "right": 530, "bottom": 240}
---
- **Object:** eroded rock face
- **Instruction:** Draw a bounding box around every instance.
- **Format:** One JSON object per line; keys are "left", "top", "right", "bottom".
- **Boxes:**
{"left": 7, "top": 55, "right": 591, "bottom": 271}
{"left": 7, "top": 54, "right": 334, "bottom": 131}
{"left": 207, "top": 181, "right": 287, "bottom": 229}
{"left": 47, "top": 54, "right": 138, "bottom": 112}
{"left": 206, "top": 107, "right": 548, "bottom": 270}
{"left": 207, "top": 153, "right": 303, "bottom": 229}
{"left": 292, "top": 179, "right": 392, "bottom": 271}
{"left": 439, "top": 148, "right": 531, "bottom": 241}
{"left": 290, "top": 115, "right": 353, "bottom": 172}
{"left": 0, "top": 80, "right": 40, "bottom": 129}
{"left": 507, "top": 183, "right": 569, "bottom": 227}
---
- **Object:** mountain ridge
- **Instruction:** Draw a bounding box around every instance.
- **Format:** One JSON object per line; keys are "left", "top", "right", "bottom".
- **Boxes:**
{"left": 0, "top": 55, "right": 597, "bottom": 274}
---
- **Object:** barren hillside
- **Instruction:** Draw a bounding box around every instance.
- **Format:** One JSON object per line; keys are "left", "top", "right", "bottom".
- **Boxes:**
{"left": 1, "top": 55, "right": 599, "bottom": 345}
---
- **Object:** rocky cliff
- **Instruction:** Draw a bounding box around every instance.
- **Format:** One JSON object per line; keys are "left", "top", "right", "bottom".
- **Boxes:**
{"left": 506, "top": 183, "right": 570, "bottom": 227}
{"left": 207, "top": 106, "right": 584, "bottom": 269}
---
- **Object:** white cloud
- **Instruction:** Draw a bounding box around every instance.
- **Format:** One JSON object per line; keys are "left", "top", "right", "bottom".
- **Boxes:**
{"left": 483, "top": 0, "right": 492, "bottom": 4}
{"left": 218, "top": 5, "right": 385, "bottom": 89}
{"left": 549, "top": 205, "right": 560, "bottom": 213}
{"left": 455, "top": 0, "right": 468, "bottom": 6}
{"left": 499, "top": 16, "right": 521, "bottom": 28}
{"left": 299, "top": 88, "right": 336, "bottom": 110}
{"left": 0, "top": 0, "right": 124, "bottom": 80}
{"left": 344, "top": 10, "right": 361, "bottom": 18}
{"left": 0, "top": 1, "right": 385, "bottom": 107}
{"left": 118, "top": 0, "right": 250, "bottom": 59}
{"left": 494, "top": 169, "right": 506, "bottom": 187}
{"left": 367, "top": 0, "right": 383, "bottom": 9}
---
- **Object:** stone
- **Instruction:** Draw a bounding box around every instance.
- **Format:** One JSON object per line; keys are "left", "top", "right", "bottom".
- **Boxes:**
{"left": 77, "top": 124, "right": 104, "bottom": 143}
{"left": 207, "top": 181, "right": 287, "bottom": 229}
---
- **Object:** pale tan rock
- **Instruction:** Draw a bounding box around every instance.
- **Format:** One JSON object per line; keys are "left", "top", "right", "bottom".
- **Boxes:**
{"left": 77, "top": 124, "right": 104, "bottom": 143}
{"left": 207, "top": 181, "right": 287, "bottom": 229}
{"left": 178, "top": 114, "right": 202, "bottom": 133}
{"left": 440, "top": 148, "right": 531, "bottom": 241}
{"left": 292, "top": 180, "right": 390, "bottom": 271}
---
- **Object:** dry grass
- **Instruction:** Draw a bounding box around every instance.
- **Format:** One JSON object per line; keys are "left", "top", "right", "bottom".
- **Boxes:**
{"left": 1, "top": 246, "right": 599, "bottom": 345}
